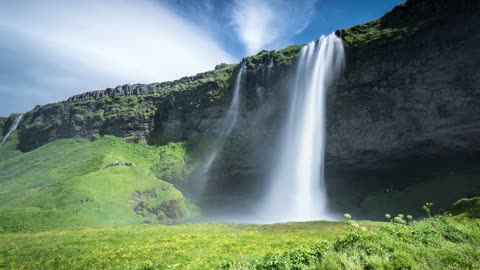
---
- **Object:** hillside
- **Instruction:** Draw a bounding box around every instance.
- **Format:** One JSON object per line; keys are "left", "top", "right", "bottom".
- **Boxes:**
{"left": 0, "top": 133, "right": 196, "bottom": 232}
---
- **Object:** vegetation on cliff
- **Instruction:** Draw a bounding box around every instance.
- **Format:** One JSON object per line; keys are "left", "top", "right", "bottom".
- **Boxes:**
{"left": 452, "top": 197, "right": 480, "bottom": 219}
{"left": 340, "top": 0, "right": 479, "bottom": 48}
{"left": 243, "top": 45, "right": 303, "bottom": 71}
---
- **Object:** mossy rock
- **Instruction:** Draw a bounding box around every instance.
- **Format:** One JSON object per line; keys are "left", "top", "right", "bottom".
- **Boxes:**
{"left": 451, "top": 197, "right": 480, "bottom": 218}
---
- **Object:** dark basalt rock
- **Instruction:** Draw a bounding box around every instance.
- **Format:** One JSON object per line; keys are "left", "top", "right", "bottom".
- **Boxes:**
{"left": 326, "top": 0, "right": 480, "bottom": 172}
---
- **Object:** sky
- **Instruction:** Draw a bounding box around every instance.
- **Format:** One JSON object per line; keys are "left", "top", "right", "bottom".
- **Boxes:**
{"left": 0, "top": 0, "right": 404, "bottom": 116}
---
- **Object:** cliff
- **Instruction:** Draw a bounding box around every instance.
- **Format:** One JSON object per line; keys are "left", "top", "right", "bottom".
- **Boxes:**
{"left": 329, "top": 0, "right": 480, "bottom": 172}
{"left": 9, "top": 0, "right": 480, "bottom": 198}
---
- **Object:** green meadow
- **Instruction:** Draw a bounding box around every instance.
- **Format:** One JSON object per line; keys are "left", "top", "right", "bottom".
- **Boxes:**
{"left": 1, "top": 130, "right": 479, "bottom": 270}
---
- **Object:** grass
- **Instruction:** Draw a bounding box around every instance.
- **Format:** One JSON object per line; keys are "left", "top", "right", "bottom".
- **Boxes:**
{"left": 0, "top": 134, "right": 196, "bottom": 233}
{"left": 0, "top": 220, "right": 382, "bottom": 270}
{"left": 0, "top": 216, "right": 478, "bottom": 269}
{"left": 0, "top": 131, "right": 23, "bottom": 163}
{"left": 223, "top": 216, "right": 480, "bottom": 269}
{"left": 341, "top": 18, "right": 410, "bottom": 48}
{"left": 151, "top": 142, "right": 189, "bottom": 184}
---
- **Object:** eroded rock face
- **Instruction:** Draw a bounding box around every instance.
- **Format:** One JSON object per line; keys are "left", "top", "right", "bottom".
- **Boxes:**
{"left": 327, "top": 0, "right": 480, "bottom": 171}
{"left": 17, "top": 96, "right": 158, "bottom": 151}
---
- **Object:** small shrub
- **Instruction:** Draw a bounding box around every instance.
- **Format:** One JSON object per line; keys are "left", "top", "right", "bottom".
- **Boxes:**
{"left": 393, "top": 216, "right": 406, "bottom": 224}
{"left": 423, "top": 202, "right": 434, "bottom": 218}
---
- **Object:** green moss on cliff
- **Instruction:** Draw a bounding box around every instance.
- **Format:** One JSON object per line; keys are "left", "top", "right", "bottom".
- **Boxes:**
{"left": 341, "top": 17, "right": 410, "bottom": 48}
{"left": 273, "top": 45, "right": 303, "bottom": 66}
{"left": 339, "top": 0, "right": 468, "bottom": 48}
{"left": 243, "top": 45, "right": 303, "bottom": 71}
{"left": 152, "top": 63, "right": 237, "bottom": 102}
{"left": 151, "top": 142, "right": 190, "bottom": 184}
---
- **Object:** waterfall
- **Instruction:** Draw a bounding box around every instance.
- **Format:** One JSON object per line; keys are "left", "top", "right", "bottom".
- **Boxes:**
{"left": 266, "top": 57, "right": 274, "bottom": 85}
{"left": 194, "top": 63, "right": 247, "bottom": 197}
{"left": 259, "top": 34, "right": 344, "bottom": 222}
{"left": 0, "top": 114, "right": 23, "bottom": 149}
{"left": 221, "top": 62, "right": 247, "bottom": 136}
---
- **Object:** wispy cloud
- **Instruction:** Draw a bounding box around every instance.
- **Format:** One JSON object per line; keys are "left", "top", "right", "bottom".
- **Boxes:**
{"left": 230, "top": 0, "right": 317, "bottom": 55}
{"left": 0, "top": 0, "right": 235, "bottom": 116}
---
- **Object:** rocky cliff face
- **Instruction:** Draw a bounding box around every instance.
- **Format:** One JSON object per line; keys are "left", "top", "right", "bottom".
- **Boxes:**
{"left": 328, "top": 0, "right": 480, "bottom": 172}
{"left": 16, "top": 46, "right": 300, "bottom": 159}
{"left": 16, "top": 64, "right": 238, "bottom": 151}
{"left": 12, "top": 0, "right": 480, "bottom": 194}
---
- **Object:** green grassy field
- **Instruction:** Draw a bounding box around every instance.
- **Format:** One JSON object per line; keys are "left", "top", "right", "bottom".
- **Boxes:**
{"left": 0, "top": 220, "right": 380, "bottom": 270}
{"left": 0, "top": 132, "right": 195, "bottom": 233}
{"left": 0, "top": 216, "right": 478, "bottom": 270}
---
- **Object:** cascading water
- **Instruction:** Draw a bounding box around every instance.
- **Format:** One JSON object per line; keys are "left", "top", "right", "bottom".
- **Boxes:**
{"left": 0, "top": 114, "right": 23, "bottom": 149}
{"left": 259, "top": 34, "right": 344, "bottom": 222}
{"left": 266, "top": 57, "right": 274, "bottom": 84}
{"left": 193, "top": 63, "right": 247, "bottom": 197}
{"left": 221, "top": 62, "right": 247, "bottom": 137}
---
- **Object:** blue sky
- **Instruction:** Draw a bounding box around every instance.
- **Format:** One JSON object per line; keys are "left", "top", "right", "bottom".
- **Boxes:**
{"left": 0, "top": 0, "right": 404, "bottom": 116}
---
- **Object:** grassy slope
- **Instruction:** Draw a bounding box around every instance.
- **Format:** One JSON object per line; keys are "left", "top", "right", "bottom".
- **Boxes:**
{"left": 0, "top": 220, "right": 382, "bottom": 270}
{"left": 0, "top": 134, "right": 194, "bottom": 233}
{"left": 0, "top": 131, "right": 23, "bottom": 163}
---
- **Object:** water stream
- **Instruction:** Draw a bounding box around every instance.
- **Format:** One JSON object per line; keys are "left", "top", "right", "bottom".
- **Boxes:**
{"left": 0, "top": 114, "right": 23, "bottom": 149}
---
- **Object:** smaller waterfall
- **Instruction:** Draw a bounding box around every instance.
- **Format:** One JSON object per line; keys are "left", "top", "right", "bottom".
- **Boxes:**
{"left": 266, "top": 58, "right": 274, "bottom": 85}
{"left": 193, "top": 63, "right": 247, "bottom": 196}
{"left": 0, "top": 114, "right": 23, "bottom": 149}
{"left": 221, "top": 62, "right": 247, "bottom": 136}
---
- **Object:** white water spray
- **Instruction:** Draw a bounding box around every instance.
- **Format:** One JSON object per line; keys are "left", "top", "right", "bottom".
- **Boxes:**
{"left": 259, "top": 34, "right": 344, "bottom": 222}
{"left": 0, "top": 115, "right": 23, "bottom": 149}
{"left": 194, "top": 63, "right": 247, "bottom": 196}
{"left": 222, "top": 62, "right": 247, "bottom": 136}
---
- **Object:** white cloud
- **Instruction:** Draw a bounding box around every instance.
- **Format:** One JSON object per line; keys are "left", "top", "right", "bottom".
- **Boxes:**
{"left": 0, "top": 0, "right": 235, "bottom": 116}
{"left": 231, "top": 0, "right": 317, "bottom": 55}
